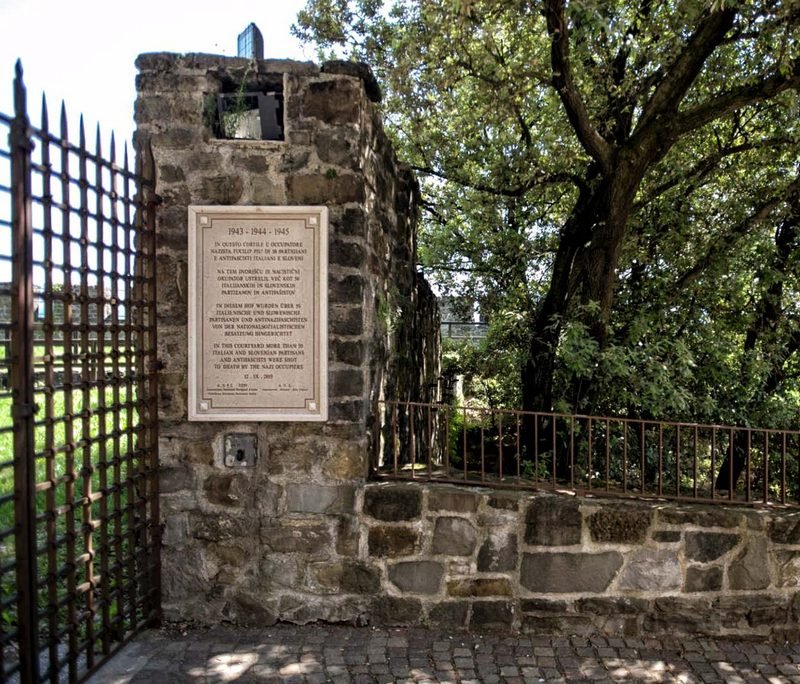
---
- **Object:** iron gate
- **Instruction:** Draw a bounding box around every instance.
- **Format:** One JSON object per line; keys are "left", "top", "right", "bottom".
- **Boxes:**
{"left": 0, "top": 62, "right": 160, "bottom": 683}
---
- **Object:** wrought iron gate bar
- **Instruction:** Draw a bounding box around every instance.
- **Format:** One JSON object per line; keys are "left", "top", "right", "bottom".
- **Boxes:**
{"left": 1, "top": 61, "right": 160, "bottom": 684}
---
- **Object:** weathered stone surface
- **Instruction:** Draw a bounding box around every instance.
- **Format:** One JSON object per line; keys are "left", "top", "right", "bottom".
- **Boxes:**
{"left": 646, "top": 597, "right": 717, "bottom": 634}
{"left": 329, "top": 275, "right": 366, "bottom": 305}
{"left": 522, "top": 614, "right": 595, "bottom": 636}
{"left": 321, "top": 60, "right": 382, "bottom": 102}
{"left": 447, "top": 578, "right": 512, "bottom": 597}
{"left": 331, "top": 369, "right": 364, "bottom": 397}
{"left": 330, "top": 239, "right": 366, "bottom": 269}
{"left": 470, "top": 601, "right": 514, "bottom": 628}
{"left": 311, "top": 561, "right": 381, "bottom": 594}
{"left": 477, "top": 532, "right": 518, "bottom": 572}
{"left": 576, "top": 597, "right": 650, "bottom": 615}
{"left": 432, "top": 517, "right": 478, "bottom": 556}
{"left": 428, "top": 488, "right": 480, "bottom": 513}
{"left": 427, "top": 602, "right": 468, "bottom": 628}
{"left": 159, "top": 164, "right": 185, "bottom": 183}
{"left": 226, "top": 591, "right": 278, "bottom": 627}
{"left": 266, "top": 521, "right": 333, "bottom": 554}
{"left": 200, "top": 175, "right": 244, "bottom": 204}
{"left": 388, "top": 561, "right": 444, "bottom": 594}
{"left": 189, "top": 511, "right": 255, "bottom": 542}
{"left": 587, "top": 507, "right": 651, "bottom": 544}
{"left": 685, "top": 532, "right": 740, "bottom": 562}
{"left": 770, "top": 516, "right": 800, "bottom": 544}
{"left": 287, "top": 173, "right": 365, "bottom": 204}
{"left": 371, "top": 597, "right": 423, "bottom": 626}
{"left": 363, "top": 486, "right": 422, "bottom": 521}
{"left": 160, "top": 466, "right": 194, "bottom": 493}
{"left": 285, "top": 483, "right": 356, "bottom": 514}
{"left": 617, "top": 548, "right": 681, "bottom": 591}
{"left": 729, "top": 537, "right": 771, "bottom": 590}
{"left": 331, "top": 340, "right": 365, "bottom": 366}
{"left": 302, "top": 79, "right": 361, "bottom": 123}
{"left": 520, "top": 552, "right": 623, "bottom": 593}
{"left": 657, "top": 506, "right": 741, "bottom": 528}
{"left": 488, "top": 494, "right": 520, "bottom": 511}
{"left": 203, "top": 473, "right": 248, "bottom": 507}
{"left": 525, "top": 496, "right": 582, "bottom": 546}
{"left": 336, "top": 516, "right": 360, "bottom": 556}
{"left": 520, "top": 599, "right": 569, "bottom": 613}
{"left": 713, "top": 594, "right": 787, "bottom": 627}
{"left": 331, "top": 306, "right": 364, "bottom": 336}
{"left": 652, "top": 530, "right": 682, "bottom": 543}
{"left": 775, "top": 550, "right": 800, "bottom": 588}
{"left": 685, "top": 565, "right": 723, "bottom": 592}
{"left": 368, "top": 526, "right": 419, "bottom": 557}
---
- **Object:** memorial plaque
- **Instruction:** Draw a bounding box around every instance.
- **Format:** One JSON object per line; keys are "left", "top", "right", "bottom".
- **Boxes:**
{"left": 188, "top": 205, "right": 328, "bottom": 421}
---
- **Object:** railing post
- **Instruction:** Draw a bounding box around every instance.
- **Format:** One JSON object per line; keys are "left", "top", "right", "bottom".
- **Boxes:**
{"left": 10, "top": 59, "right": 40, "bottom": 683}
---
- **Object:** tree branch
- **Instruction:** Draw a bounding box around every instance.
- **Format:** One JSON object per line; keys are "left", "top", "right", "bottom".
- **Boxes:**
{"left": 409, "top": 164, "right": 579, "bottom": 197}
{"left": 635, "top": 7, "right": 736, "bottom": 133}
{"left": 676, "top": 60, "right": 800, "bottom": 134}
{"left": 545, "top": 0, "right": 614, "bottom": 174}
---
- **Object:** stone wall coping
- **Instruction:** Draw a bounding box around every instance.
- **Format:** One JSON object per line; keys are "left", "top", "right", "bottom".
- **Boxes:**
{"left": 135, "top": 52, "right": 320, "bottom": 75}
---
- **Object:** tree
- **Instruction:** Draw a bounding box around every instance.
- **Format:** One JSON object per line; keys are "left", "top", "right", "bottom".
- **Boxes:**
{"left": 295, "top": 0, "right": 800, "bottom": 430}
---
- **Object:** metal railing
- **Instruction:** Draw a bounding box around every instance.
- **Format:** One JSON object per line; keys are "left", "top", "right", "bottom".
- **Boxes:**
{"left": 376, "top": 400, "right": 800, "bottom": 506}
{"left": 0, "top": 62, "right": 160, "bottom": 683}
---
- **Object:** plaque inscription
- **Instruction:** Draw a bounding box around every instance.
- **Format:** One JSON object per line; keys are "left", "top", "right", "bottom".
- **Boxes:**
{"left": 188, "top": 206, "right": 328, "bottom": 421}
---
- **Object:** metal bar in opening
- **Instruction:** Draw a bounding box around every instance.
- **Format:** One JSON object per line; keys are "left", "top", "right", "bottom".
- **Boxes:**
{"left": 427, "top": 402, "right": 433, "bottom": 478}
{"left": 10, "top": 59, "right": 41, "bottom": 684}
{"left": 745, "top": 430, "right": 751, "bottom": 503}
{"left": 781, "top": 433, "right": 787, "bottom": 505}
{"left": 462, "top": 405, "right": 467, "bottom": 481}
{"left": 711, "top": 429, "right": 716, "bottom": 501}
{"left": 728, "top": 428, "right": 734, "bottom": 500}
{"left": 480, "top": 418, "right": 485, "bottom": 483}
{"left": 675, "top": 425, "right": 681, "bottom": 498}
{"left": 570, "top": 416, "right": 575, "bottom": 489}
{"left": 392, "top": 402, "right": 398, "bottom": 474}
{"left": 658, "top": 424, "right": 663, "bottom": 497}
{"left": 516, "top": 413, "right": 520, "bottom": 480}
{"left": 640, "top": 422, "right": 645, "bottom": 495}
{"left": 763, "top": 432, "right": 769, "bottom": 504}
{"left": 551, "top": 416, "right": 556, "bottom": 487}
{"left": 498, "top": 413, "right": 503, "bottom": 480}
{"left": 622, "top": 420, "right": 627, "bottom": 493}
{"left": 604, "top": 419, "right": 610, "bottom": 492}
{"left": 587, "top": 418, "right": 592, "bottom": 491}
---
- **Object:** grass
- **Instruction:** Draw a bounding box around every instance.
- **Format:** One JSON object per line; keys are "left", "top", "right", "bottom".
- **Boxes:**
{"left": 1, "top": 345, "right": 158, "bottom": 676}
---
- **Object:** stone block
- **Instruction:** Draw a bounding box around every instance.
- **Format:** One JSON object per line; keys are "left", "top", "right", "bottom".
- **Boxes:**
{"left": 331, "top": 340, "right": 365, "bottom": 366}
{"left": 363, "top": 486, "right": 422, "bottom": 521}
{"left": 775, "top": 549, "right": 800, "bottom": 588}
{"left": 371, "top": 596, "right": 423, "bottom": 626}
{"left": 329, "top": 275, "right": 366, "bottom": 305}
{"left": 432, "top": 517, "right": 478, "bottom": 556}
{"left": 685, "top": 531, "right": 740, "bottom": 562}
{"left": 519, "top": 598, "right": 569, "bottom": 613}
{"left": 388, "top": 561, "right": 444, "bottom": 594}
{"left": 311, "top": 560, "right": 381, "bottom": 594}
{"left": 525, "top": 496, "right": 582, "bottom": 546}
{"left": 368, "top": 526, "right": 420, "bottom": 557}
{"left": 427, "top": 602, "right": 468, "bottom": 628}
{"left": 477, "top": 532, "right": 518, "bottom": 572}
{"left": 645, "top": 597, "right": 717, "bottom": 634}
{"left": 231, "top": 154, "right": 269, "bottom": 173}
{"left": 199, "top": 175, "right": 244, "bottom": 204}
{"left": 330, "top": 369, "right": 364, "bottom": 398}
{"left": 729, "top": 537, "right": 771, "bottom": 590}
{"left": 159, "top": 466, "right": 194, "bottom": 493}
{"left": 685, "top": 565, "right": 723, "bottom": 592}
{"left": 330, "top": 306, "right": 364, "bottom": 336}
{"left": 657, "top": 506, "right": 741, "bottom": 528}
{"left": 587, "top": 507, "right": 651, "bottom": 544}
{"left": 575, "top": 597, "right": 649, "bottom": 615}
{"left": 266, "top": 520, "right": 333, "bottom": 554}
{"left": 189, "top": 511, "right": 256, "bottom": 542}
{"left": 321, "top": 60, "right": 381, "bottom": 102}
{"left": 447, "top": 578, "right": 512, "bottom": 597}
{"left": 428, "top": 488, "right": 480, "bottom": 513}
{"left": 329, "top": 400, "right": 363, "bottom": 423}
{"left": 159, "top": 164, "right": 185, "bottom": 183}
{"left": 651, "top": 530, "right": 681, "bottom": 543}
{"left": 203, "top": 473, "right": 249, "bottom": 507}
{"left": 330, "top": 239, "right": 366, "bottom": 269}
{"left": 617, "top": 548, "right": 681, "bottom": 591}
{"left": 769, "top": 515, "right": 800, "bottom": 544}
{"left": 333, "top": 207, "right": 367, "bottom": 237}
{"left": 521, "top": 614, "right": 595, "bottom": 635}
{"left": 322, "top": 441, "right": 367, "bottom": 480}
{"left": 285, "top": 483, "right": 356, "bottom": 514}
{"left": 251, "top": 177, "right": 285, "bottom": 204}
{"left": 336, "top": 516, "right": 360, "bottom": 556}
{"left": 316, "top": 128, "right": 358, "bottom": 169}
{"left": 488, "top": 494, "right": 520, "bottom": 511}
{"left": 227, "top": 591, "right": 278, "bottom": 627}
{"left": 287, "top": 173, "right": 364, "bottom": 204}
{"left": 470, "top": 601, "right": 514, "bottom": 628}
{"left": 520, "top": 552, "right": 622, "bottom": 593}
{"left": 302, "top": 79, "right": 361, "bottom": 124}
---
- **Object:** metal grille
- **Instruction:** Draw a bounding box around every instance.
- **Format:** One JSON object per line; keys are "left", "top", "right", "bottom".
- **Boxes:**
{"left": 377, "top": 400, "right": 800, "bottom": 507}
{"left": 0, "top": 62, "right": 160, "bottom": 683}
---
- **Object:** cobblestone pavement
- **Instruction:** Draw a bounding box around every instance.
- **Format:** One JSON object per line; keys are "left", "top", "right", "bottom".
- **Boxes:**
{"left": 88, "top": 624, "right": 800, "bottom": 683}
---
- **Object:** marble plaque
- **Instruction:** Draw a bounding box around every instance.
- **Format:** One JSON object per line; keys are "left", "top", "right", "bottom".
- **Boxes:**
{"left": 188, "top": 206, "right": 328, "bottom": 421}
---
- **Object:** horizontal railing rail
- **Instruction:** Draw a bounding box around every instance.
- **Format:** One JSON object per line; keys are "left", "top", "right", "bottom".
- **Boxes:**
{"left": 375, "top": 400, "right": 800, "bottom": 506}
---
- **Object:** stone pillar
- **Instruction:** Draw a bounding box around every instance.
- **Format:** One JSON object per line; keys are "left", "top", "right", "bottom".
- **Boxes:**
{"left": 135, "top": 53, "right": 438, "bottom": 624}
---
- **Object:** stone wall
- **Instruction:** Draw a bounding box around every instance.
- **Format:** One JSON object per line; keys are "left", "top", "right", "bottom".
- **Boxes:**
{"left": 359, "top": 483, "right": 800, "bottom": 640}
{"left": 135, "top": 53, "right": 438, "bottom": 623}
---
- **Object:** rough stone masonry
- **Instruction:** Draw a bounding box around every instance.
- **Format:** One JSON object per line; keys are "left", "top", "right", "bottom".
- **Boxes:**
{"left": 135, "top": 53, "right": 800, "bottom": 638}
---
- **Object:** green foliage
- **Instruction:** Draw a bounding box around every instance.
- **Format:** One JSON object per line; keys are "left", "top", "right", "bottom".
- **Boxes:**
{"left": 295, "top": 1, "right": 800, "bottom": 427}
